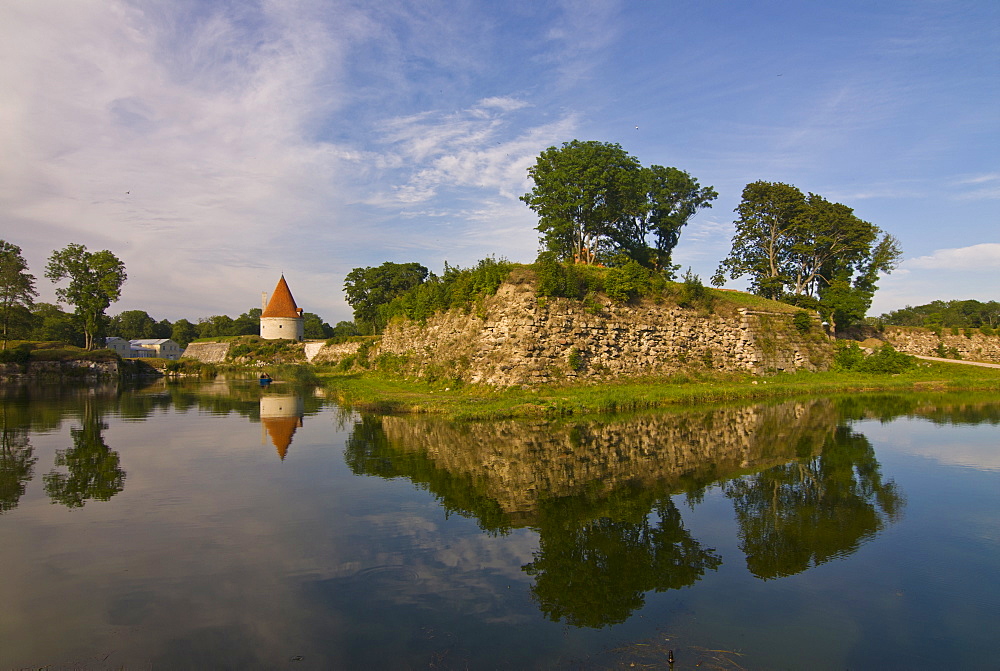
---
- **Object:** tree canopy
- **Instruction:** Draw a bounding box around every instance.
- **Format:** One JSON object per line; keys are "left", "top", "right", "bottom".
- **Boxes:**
{"left": 0, "top": 240, "right": 38, "bottom": 348}
{"left": 712, "top": 181, "right": 901, "bottom": 329}
{"left": 343, "top": 262, "right": 430, "bottom": 334}
{"left": 45, "top": 244, "right": 127, "bottom": 350}
{"left": 521, "top": 140, "right": 716, "bottom": 271}
{"left": 879, "top": 299, "right": 1000, "bottom": 331}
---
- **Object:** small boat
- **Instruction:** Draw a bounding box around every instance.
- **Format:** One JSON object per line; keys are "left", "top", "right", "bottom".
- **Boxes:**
{"left": 259, "top": 374, "right": 273, "bottom": 386}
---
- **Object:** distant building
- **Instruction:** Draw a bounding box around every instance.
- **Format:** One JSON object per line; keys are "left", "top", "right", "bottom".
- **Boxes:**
{"left": 105, "top": 337, "right": 183, "bottom": 360}
{"left": 260, "top": 275, "right": 304, "bottom": 341}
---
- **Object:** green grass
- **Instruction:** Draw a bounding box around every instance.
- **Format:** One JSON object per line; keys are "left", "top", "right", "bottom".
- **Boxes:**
{"left": 318, "top": 359, "right": 1000, "bottom": 421}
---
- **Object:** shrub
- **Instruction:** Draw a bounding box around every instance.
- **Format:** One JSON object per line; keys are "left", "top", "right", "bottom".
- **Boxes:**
{"left": 0, "top": 343, "right": 32, "bottom": 364}
{"left": 604, "top": 260, "right": 650, "bottom": 303}
{"left": 793, "top": 311, "right": 812, "bottom": 334}
{"left": 835, "top": 341, "right": 916, "bottom": 374}
{"left": 677, "top": 268, "right": 715, "bottom": 312}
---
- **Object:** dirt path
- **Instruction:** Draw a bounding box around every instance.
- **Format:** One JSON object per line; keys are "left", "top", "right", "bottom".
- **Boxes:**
{"left": 914, "top": 355, "right": 1000, "bottom": 369}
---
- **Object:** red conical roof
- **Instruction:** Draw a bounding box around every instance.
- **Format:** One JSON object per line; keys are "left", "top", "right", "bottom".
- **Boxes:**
{"left": 262, "top": 275, "right": 301, "bottom": 318}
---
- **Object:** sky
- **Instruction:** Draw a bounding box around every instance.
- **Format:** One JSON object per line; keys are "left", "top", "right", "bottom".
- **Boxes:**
{"left": 2, "top": 0, "right": 997, "bottom": 325}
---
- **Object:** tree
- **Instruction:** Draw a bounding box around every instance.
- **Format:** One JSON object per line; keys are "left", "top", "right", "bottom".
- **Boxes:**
{"left": 45, "top": 244, "right": 127, "bottom": 350}
{"left": 27, "top": 303, "right": 82, "bottom": 346}
{"left": 302, "top": 312, "right": 333, "bottom": 339}
{"left": 711, "top": 181, "right": 807, "bottom": 299}
{"left": 231, "top": 308, "right": 261, "bottom": 336}
{"left": 521, "top": 140, "right": 716, "bottom": 269}
{"left": 0, "top": 240, "right": 38, "bottom": 348}
{"left": 712, "top": 182, "right": 901, "bottom": 327}
{"left": 343, "top": 262, "right": 429, "bottom": 334}
{"left": 110, "top": 309, "right": 157, "bottom": 340}
{"left": 171, "top": 318, "right": 197, "bottom": 347}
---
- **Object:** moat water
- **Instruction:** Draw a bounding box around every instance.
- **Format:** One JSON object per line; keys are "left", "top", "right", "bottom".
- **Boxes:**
{"left": 1, "top": 379, "right": 998, "bottom": 669}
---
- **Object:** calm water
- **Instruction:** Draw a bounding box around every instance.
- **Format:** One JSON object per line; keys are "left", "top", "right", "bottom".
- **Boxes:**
{"left": 1, "top": 380, "right": 998, "bottom": 670}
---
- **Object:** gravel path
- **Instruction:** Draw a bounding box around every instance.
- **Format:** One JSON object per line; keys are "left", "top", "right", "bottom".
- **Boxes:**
{"left": 913, "top": 355, "right": 1000, "bottom": 369}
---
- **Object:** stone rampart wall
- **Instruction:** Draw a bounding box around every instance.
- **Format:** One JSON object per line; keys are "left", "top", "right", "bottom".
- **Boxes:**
{"left": 0, "top": 360, "right": 121, "bottom": 382}
{"left": 370, "top": 281, "right": 832, "bottom": 386}
{"left": 882, "top": 326, "right": 1000, "bottom": 362}
{"left": 181, "top": 342, "right": 230, "bottom": 363}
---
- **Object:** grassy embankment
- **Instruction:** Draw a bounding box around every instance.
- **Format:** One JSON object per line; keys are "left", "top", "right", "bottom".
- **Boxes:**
{"left": 317, "top": 360, "right": 1000, "bottom": 421}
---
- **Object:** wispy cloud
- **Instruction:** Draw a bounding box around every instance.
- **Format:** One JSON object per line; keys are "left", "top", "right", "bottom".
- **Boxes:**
{"left": 905, "top": 243, "right": 1000, "bottom": 271}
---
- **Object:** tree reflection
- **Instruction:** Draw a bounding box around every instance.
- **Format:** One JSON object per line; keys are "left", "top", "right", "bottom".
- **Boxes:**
{"left": 43, "top": 400, "right": 125, "bottom": 508}
{"left": 0, "top": 421, "right": 36, "bottom": 513}
{"left": 523, "top": 497, "right": 721, "bottom": 628}
{"left": 725, "top": 424, "right": 904, "bottom": 580}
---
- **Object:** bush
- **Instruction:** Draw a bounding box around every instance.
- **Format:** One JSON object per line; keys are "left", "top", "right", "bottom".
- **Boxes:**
{"left": 677, "top": 268, "right": 715, "bottom": 312}
{"left": 835, "top": 341, "right": 916, "bottom": 374}
{"left": 604, "top": 260, "right": 650, "bottom": 303}
{"left": 793, "top": 311, "right": 812, "bottom": 334}
{"left": 0, "top": 343, "right": 32, "bottom": 364}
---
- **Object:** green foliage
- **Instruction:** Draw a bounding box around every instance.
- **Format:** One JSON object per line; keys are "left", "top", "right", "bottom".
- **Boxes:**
{"left": 45, "top": 244, "right": 127, "bottom": 350}
{"left": 521, "top": 140, "right": 716, "bottom": 268}
{"left": 227, "top": 337, "right": 301, "bottom": 363}
{"left": 344, "top": 262, "right": 430, "bottom": 334}
{"left": 604, "top": 260, "right": 650, "bottom": 303}
{"left": 0, "top": 343, "right": 31, "bottom": 363}
{"left": 834, "top": 342, "right": 916, "bottom": 374}
{"left": 0, "top": 240, "right": 38, "bottom": 346}
{"left": 676, "top": 268, "right": 714, "bottom": 312}
{"left": 567, "top": 347, "right": 585, "bottom": 372}
{"left": 533, "top": 253, "right": 603, "bottom": 300}
{"left": 793, "top": 311, "right": 812, "bottom": 333}
{"left": 376, "top": 258, "right": 513, "bottom": 326}
{"left": 879, "top": 299, "right": 1000, "bottom": 329}
{"left": 713, "top": 181, "right": 900, "bottom": 329}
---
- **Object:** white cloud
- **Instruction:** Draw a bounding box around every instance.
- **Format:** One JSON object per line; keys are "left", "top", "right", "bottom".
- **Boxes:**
{"left": 905, "top": 243, "right": 1000, "bottom": 271}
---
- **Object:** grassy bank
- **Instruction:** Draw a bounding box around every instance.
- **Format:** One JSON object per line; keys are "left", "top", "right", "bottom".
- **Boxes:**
{"left": 317, "top": 359, "right": 1000, "bottom": 420}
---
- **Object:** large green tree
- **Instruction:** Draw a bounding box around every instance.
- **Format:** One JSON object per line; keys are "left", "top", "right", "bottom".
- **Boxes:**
{"left": 27, "top": 303, "right": 82, "bottom": 346}
{"left": 45, "top": 244, "right": 127, "bottom": 350}
{"left": 170, "top": 318, "right": 198, "bottom": 347}
{"left": 521, "top": 140, "right": 716, "bottom": 270}
{"left": 0, "top": 240, "right": 38, "bottom": 348}
{"left": 343, "top": 262, "right": 429, "bottom": 334}
{"left": 110, "top": 309, "right": 158, "bottom": 340}
{"left": 712, "top": 181, "right": 901, "bottom": 327}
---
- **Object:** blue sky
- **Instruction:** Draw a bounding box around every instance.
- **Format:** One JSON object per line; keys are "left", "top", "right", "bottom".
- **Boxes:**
{"left": 2, "top": 0, "right": 997, "bottom": 324}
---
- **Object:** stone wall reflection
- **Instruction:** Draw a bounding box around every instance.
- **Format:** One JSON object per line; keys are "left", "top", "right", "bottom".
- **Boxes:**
{"left": 344, "top": 398, "right": 912, "bottom": 628}
{"left": 373, "top": 399, "right": 839, "bottom": 522}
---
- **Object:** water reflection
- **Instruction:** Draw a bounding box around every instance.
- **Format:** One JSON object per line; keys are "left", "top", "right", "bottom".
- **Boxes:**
{"left": 345, "top": 398, "right": 908, "bottom": 627}
{"left": 43, "top": 397, "right": 126, "bottom": 508}
{"left": 260, "top": 394, "right": 305, "bottom": 460}
{"left": 724, "top": 424, "right": 904, "bottom": 580}
{"left": 523, "top": 497, "right": 721, "bottom": 628}
{"left": 0, "top": 420, "right": 36, "bottom": 513}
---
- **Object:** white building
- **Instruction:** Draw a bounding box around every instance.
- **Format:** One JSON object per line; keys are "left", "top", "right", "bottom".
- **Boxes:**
{"left": 104, "top": 337, "right": 183, "bottom": 360}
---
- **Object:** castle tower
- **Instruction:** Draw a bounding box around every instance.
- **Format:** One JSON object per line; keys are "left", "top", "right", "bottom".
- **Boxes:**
{"left": 260, "top": 275, "right": 305, "bottom": 341}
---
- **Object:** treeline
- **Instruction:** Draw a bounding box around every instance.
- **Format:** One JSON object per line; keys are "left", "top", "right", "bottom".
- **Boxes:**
{"left": 878, "top": 299, "right": 1000, "bottom": 332}
{"left": 343, "top": 258, "right": 513, "bottom": 335}
{"left": 6, "top": 302, "right": 341, "bottom": 350}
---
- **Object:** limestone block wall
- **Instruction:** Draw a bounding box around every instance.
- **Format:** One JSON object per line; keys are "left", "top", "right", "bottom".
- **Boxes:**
{"left": 181, "top": 342, "right": 230, "bottom": 363}
{"left": 883, "top": 326, "right": 1000, "bottom": 362}
{"left": 0, "top": 360, "right": 121, "bottom": 382}
{"left": 373, "top": 281, "right": 832, "bottom": 386}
